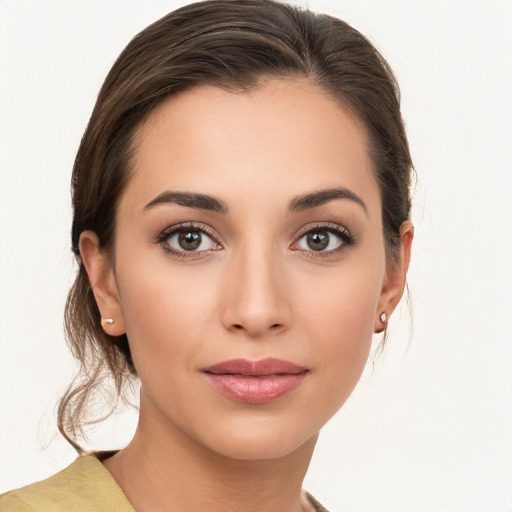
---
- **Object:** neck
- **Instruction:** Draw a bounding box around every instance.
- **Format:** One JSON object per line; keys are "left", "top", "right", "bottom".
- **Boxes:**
{"left": 103, "top": 395, "right": 318, "bottom": 512}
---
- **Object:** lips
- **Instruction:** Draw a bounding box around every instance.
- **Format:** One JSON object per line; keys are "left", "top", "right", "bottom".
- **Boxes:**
{"left": 202, "top": 358, "right": 308, "bottom": 404}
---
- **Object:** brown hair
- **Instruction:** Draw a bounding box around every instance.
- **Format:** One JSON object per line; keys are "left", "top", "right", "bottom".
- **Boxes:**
{"left": 59, "top": 0, "right": 413, "bottom": 447}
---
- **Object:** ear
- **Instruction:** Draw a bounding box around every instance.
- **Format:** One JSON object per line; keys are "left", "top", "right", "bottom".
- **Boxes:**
{"left": 374, "top": 220, "right": 414, "bottom": 333}
{"left": 79, "top": 231, "right": 126, "bottom": 336}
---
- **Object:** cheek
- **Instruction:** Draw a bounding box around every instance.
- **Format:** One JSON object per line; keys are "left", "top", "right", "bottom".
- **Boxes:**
{"left": 295, "top": 257, "right": 384, "bottom": 404}
{"left": 299, "top": 254, "right": 382, "bottom": 341}
{"left": 114, "top": 255, "right": 221, "bottom": 376}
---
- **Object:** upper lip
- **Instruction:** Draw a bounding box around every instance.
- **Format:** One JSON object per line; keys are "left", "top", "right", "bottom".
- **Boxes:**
{"left": 203, "top": 358, "right": 308, "bottom": 376}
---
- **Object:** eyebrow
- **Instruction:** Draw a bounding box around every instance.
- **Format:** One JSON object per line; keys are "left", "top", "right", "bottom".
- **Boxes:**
{"left": 144, "top": 191, "right": 229, "bottom": 214}
{"left": 144, "top": 186, "right": 367, "bottom": 215}
{"left": 288, "top": 187, "right": 367, "bottom": 214}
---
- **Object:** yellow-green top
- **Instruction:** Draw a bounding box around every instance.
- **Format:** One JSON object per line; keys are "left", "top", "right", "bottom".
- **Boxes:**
{"left": 0, "top": 455, "right": 329, "bottom": 511}
{"left": 0, "top": 456, "right": 134, "bottom": 512}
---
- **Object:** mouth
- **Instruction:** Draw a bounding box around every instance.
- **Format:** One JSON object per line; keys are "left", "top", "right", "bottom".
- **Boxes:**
{"left": 202, "top": 358, "right": 309, "bottom": 404}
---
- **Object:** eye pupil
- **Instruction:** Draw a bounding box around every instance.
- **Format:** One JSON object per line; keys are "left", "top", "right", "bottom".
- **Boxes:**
{"left": 307, "top": 231, "right": 329, "bottom": 251}
{"left": 178, "top": 230, "right": 201, "bottom": 250}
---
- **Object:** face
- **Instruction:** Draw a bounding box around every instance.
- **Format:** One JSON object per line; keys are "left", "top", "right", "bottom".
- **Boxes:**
{"left": 84, "top": 79, "right": 409, "bottom": 461}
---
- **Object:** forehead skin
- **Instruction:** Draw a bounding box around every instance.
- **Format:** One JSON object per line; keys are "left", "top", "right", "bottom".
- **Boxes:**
{"left": 120, "top": 78, "right": 382, "bottom": 231}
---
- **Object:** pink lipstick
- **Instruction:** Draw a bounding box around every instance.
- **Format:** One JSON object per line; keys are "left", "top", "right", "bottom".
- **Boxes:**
{"left": 202, "top": 358, "right": 308, "bottom": 404}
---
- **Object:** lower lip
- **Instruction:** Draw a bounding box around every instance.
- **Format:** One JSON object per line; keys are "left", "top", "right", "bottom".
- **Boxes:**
{"left": 204, "top": 372, "right": 307, "bottom": 404}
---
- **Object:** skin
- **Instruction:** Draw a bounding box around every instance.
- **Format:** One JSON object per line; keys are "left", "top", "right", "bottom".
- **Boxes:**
{"left": 80, "top": 78, "right": 413, "bottom": 512}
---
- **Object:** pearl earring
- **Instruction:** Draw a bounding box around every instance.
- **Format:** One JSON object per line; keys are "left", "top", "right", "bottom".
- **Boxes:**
{"left": 379, "top": 312, "right": 387, "bottom": 324}
{"left": 101, "top": 318, "right": 114, "bottom": 328}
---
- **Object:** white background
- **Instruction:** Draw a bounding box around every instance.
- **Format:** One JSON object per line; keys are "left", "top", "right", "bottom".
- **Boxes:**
{"left": 1, "top": 1, "right": 511, "bottom": 511}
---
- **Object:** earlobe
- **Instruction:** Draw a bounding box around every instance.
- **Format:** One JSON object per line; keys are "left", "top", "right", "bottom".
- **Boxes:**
{"left": 79, "top": 231, "right": 126, "bottom": 336}
{"left": 374, "top": 221, "right": 414, "bottom": 333}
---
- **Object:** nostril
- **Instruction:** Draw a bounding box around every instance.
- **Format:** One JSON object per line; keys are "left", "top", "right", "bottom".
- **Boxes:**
{"left": 232, "top": 323, "right": 281, "bottom": 331}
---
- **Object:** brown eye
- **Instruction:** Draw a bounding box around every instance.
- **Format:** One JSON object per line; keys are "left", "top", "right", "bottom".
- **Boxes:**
{"left": 163, "top": 227, "right": 219, "bottom": 253}
{"left": 178, "top": 230, "right": 202, "bottom": 250}
{"left": 295, "top": 226, "right": 350, "bottom": 253}
{"left": 306, "top": 231, "right": 329, "bottom": 251}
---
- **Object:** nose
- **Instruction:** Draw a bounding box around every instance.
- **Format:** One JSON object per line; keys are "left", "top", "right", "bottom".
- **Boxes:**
{"left": 221, "top": 244, "right": 291, "bottom": 338}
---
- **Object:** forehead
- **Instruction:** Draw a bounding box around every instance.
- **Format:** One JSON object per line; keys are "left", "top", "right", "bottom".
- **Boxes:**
{"left": 123, "top": 78, "right": 380, "bottom": 217}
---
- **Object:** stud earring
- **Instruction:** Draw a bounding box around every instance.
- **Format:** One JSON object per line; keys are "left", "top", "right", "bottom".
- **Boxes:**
{"left": 101, "top": 318, "right": 114, "bottom": 328}
{"left": 379, "top": 312, "right": 387, "bottom": 324}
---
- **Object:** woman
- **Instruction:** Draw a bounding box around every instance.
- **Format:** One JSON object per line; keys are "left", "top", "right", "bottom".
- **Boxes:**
{"left": 0, "top": 0, "right": 413, "bottom": 510}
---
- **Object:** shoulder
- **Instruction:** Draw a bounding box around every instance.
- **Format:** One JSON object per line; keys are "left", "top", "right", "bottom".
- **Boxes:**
{"left": 0, "top": 455, "right": 134, "bottom": 512}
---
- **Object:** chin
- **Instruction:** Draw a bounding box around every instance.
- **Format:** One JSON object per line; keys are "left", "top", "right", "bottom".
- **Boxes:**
{"left": 191, "top": 414, "right": 320, "bottom": 461}
{"left": 209, "top": 433, "right": 316, "bottom": 461}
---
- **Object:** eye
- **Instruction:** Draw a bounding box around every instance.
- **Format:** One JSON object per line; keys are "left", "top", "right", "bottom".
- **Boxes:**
{"left": 297, "top": 230, "right": 342, "bottom": 252}
{"left": 293, "top": 223, "right": 355, "bottom": 254}
{"left": 167, "top": 229, "right": 215, "bottom": 252}
{"left": 157, "top": 223, "right": 222, "bottom": 257}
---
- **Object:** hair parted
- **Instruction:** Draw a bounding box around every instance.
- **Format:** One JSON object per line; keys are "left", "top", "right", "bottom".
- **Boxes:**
{"left": 59, "top": 0, "right": 413, "bottom": 448}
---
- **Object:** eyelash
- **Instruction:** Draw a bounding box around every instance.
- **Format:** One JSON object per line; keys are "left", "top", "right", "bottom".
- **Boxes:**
{"left": 291, "top": 222, "right": 356, "bottom": 259}
{"left": 155, "top": 222, "right": 221, "bottom": 260}
{"left": 155, "top": 221, "right": 356, "bottom": 260}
